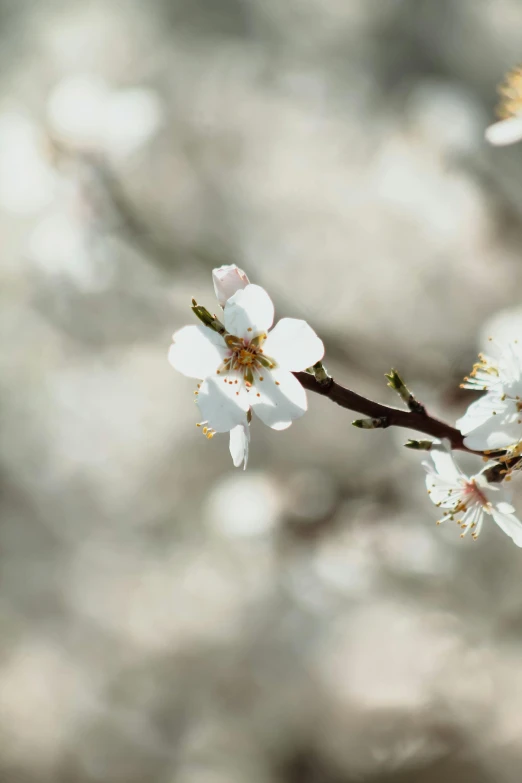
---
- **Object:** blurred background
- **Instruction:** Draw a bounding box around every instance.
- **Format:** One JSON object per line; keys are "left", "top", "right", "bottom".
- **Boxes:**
{"left": 3, "top": 0, "right": 522, "bottom": 781}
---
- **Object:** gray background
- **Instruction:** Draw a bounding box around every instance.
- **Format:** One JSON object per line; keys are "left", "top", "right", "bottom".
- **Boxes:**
{"left": 2, "top": 1, "right": 522, "bottom": 781}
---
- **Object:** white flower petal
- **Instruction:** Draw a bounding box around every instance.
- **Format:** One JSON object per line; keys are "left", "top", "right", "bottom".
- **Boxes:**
{"left": 197, "top": 376, "right": 249, "bottom": 432}
{"left": 229, "top": 422, "right": 250, "bottom": 469}
{"left": 496, "top": 500, "right": 516, "bottom": 515}
{"left": 213, "top": 265, "right": 250, "bottom": 308}
{"left": 491, "top": 508, "right": 522, "bottom": 547}
{"left": 428, "top": 444, "right": 464, "bottom": 483}
{"left": 262, "top": 318, "right": 324, "bottom": 371}
{"left": 168, "top": 325, "right": 227, "bottom": 379}
{"left": 463, "top": 420, "right": 522, "bottom": 450}
{"left": 457, "top": 395, "right": 508, "bottom": 435}
{"left": 224, "top": 284, "right": 274, "bottom": 339}
{"left": 485, "top": 116, "right": 522, "bottom": 147}
{"left": 250, "top": 369, "right": 307, "bottom": 430}
{"left": 499, "top": 342, "right": 522, "bottom": 384}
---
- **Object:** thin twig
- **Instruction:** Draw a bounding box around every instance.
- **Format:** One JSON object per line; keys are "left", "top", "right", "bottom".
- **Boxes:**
{"left": 294, "top": 371, "right": 473, "bottom": 452}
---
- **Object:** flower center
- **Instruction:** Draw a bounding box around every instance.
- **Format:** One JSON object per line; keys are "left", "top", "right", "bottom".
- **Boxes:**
{"left": 238, "top": 348, "right": 256, "bottom": 366}
{"left": 217, "top": 333, "right": 276, "bottom": 391}
{"left": 461, "top": 479, "right": 489, "bottom": 509}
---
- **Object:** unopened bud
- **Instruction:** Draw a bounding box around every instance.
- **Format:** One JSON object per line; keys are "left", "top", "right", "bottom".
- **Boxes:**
{"left": 212, "top": 264, "right": 250, "bottom": 308}
{"left": 352, "top": 417, "right": 389, "bottom": 429}
{"left": 309, "top": 361, "right": 330, "bottom": 385}
{"left": 404, "top": 439, "right": 433, "bottom": 451}
{"left": 385, "top": 369, "right": 426, "bottom": 415}
{"left": 191, "top": 301, "right": 226, "bottom": 334}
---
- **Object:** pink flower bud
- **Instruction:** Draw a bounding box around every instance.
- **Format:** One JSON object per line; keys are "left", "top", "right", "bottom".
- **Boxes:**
{"left": 212, "top": 264, "right": 250, "bottom": 307}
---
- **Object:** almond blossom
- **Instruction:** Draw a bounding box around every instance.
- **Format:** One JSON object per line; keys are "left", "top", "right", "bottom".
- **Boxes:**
{"left": 457, "top": 339, "right": 522, "bottom": 451}
{"left": 168, "top": 265, "right": 324, "bottom": 466}
{"left": 424, "top": 444, "right": 522, "bottom": 546}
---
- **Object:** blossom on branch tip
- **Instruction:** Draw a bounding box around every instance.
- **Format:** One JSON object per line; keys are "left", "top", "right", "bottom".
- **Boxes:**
{"left": 486, "top": 66, "right": 522, "bottom": 147}
{"left": 458, "top": 338, "right": 522, "bottom": 451}
{"left": 424, "top": 443, "right": 522, "bottom": 546}
{"left": 168, "top": 267, "right": 324, "bottom": 466}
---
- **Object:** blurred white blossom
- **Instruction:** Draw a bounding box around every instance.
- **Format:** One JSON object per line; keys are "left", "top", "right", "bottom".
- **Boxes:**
{"left": 0, "top": 112, "right": 56, "bottom": 215}
{"left": 47, "top": 74, "right": 163, "bottom": 160}
{"left": 486, "top": 65, "right": 522, "bottom": 146}
{"left": 205, "top": 472, "right": 281, "bottom": 537}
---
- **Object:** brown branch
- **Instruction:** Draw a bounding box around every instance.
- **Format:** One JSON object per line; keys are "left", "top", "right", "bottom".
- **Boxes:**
{"left": 294, "top": 371, "right": 473, "bottom": 452}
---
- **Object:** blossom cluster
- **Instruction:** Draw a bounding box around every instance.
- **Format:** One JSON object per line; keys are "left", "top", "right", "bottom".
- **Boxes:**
{"left": 424, "top": 339, "right": 522, "bottom": 547}
{"left": 168, "top": 59, "right": 522, "bottom": 548}
{"left": 168, "top": 265, "right": 522, "bottom": 548}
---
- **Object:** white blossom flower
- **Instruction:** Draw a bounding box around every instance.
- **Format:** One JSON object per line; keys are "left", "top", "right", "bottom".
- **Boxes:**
{"left": 168, "top": 269, "right": 324, "bottom": 466}
{"left": 457, "top": 339, "right": 522, "bottom": 451}
{"left": 424, "top": 444, "right": 522, "bottom": 546}
{"left": 485, "top": 66, "right": 522, "bottom": 147}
